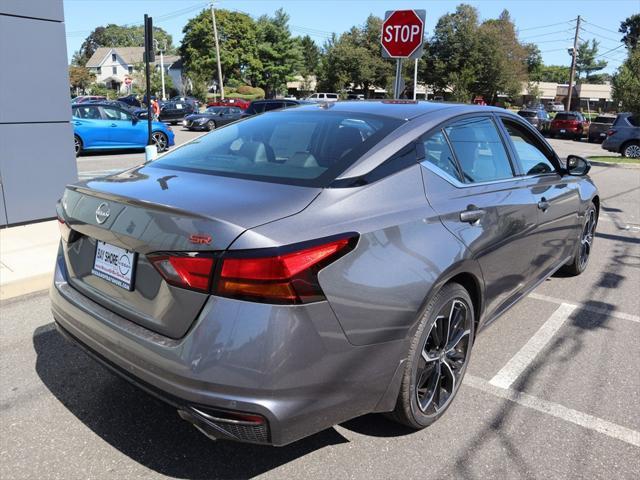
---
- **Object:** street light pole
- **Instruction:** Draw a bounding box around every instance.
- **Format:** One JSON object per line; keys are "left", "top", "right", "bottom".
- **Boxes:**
{"left": 154, "top": 39, "right": 167, "bottom": 101}
{"left": 210, "top": 3, "right": 224, "bottom": 100}
{"left": 566, "top": 15, "right": 581, "bottom": 112}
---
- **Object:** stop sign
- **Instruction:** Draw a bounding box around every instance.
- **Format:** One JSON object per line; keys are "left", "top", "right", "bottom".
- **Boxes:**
{"left": 381, "top": 10, "right": 425, "bottom": 59}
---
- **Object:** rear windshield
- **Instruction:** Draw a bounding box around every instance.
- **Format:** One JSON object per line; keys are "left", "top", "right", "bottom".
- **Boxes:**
{"left": 594, "top": 116, "right": 615, "bottom": 124}
{"left": 151, "top": 110, "right": 404, "bottom": 187}
{"left": 554, "top": 113, "right": 577, "bottom": 121}
{"left": 518, "top": 111, "right": 537, "bottom": 118}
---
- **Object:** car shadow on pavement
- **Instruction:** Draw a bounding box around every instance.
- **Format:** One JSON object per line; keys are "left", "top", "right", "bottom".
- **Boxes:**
{"left": 32, "top": 324, "right": 349, "bottom": 479}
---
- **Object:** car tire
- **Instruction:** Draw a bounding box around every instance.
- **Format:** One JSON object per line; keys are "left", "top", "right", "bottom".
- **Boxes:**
{"left": 390, "top": 282, "right": 475, "bottom": 429}
{"left": 621, "top": 141, "right": 640, "bottom": 158}
{"left": 207, "top": 120, "right": 216, "bottom": 131}
{"left": 560, "top": 202, "right": 597, "bottom": 276}
{"left": 587, "top": 135, "right": 595, "bottom": 143}
{"left": 151, "top": 131, "right": 169, "bottom": 152}
{"left": 74, "top": 135, "right": 82, "bottom": 157}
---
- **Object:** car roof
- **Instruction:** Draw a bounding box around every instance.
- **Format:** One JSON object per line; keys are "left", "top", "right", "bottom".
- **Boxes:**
{"left": 291, "top": 100, "right": 503, "bottom": 120}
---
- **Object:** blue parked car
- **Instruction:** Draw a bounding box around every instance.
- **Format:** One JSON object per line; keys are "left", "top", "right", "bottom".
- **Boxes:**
{"left": 72, "top": 102, "right": 175, "bottom": 156}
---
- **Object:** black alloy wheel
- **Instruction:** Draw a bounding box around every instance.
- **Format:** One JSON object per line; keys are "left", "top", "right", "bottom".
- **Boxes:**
{"left": 207, "top": 120, "right": 216, "bottom": 131}
{"left": 561, "top": 202, "right": 597, "bottom": 276}
{"left": 392, "top": 283, "right": 474, "bottom": 428}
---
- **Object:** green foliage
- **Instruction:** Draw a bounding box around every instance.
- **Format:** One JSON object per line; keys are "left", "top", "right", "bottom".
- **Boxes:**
{"left": 88, "top": 83, "right": 116, "bottom": 98}
{"left": 250, "top": 9, "right": 304, "bottom": 97}
{"left": 535, "top": 65, "right": 571, "bottom": 83}
{"left": 73, "top": 24, "right": 173, "bottom": 66}
{"left": 299, "top": 35, "right": 320, "bottom": 76}
{"left": 619, "top": 14, "right": 640, "bottom": 50}
{"left": 576, "top": 39, "right": 607, "bottom": 80}
{"left": 69, "top": 65, "right": 95, "bottom": 93}
{"left": 236, "top": 85, "right": 265, "bottom": 97}
{"left": 130, "top": 63, "right": 174, "bottom": 98}
{"left": 180, "top": 9, "right": 260, "bottom": 91}
{"left": 317, "top": 15, "right": 393, "bottom": 96}
{"left": 612, "top": 48, "right": 640, "bottom": 114}
{"left": 423, "top": 6, "right": 527, "bottom": 103}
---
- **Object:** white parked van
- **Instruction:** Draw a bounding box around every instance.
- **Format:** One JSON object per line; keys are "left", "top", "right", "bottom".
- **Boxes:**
{"left": 306, "top": 92, "right": 340, "bottom": 102}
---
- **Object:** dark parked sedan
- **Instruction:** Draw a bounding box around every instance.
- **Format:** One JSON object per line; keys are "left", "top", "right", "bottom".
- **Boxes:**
{"left": 241, "top": 98, "right": 311, "bottom": 117}
{"left": 602, "top": 113, "right": 640, "bottom": 158}
{"left": 517, "top": 109, "right": 551, "bottom": 133}
{"left": 135, "top": 100, "right": 196, "bottom": 124}
{"left": 52, "top": 101, "right": 598, "bottom": 446}
{"left": 182, "top": 106, "right": 243, "bottom": 131}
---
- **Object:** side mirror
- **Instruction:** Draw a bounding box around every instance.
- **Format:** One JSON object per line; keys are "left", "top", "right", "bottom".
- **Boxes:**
{"left": 566, "top": 155, "right": 591, "bottom": 176}
{"left": 131, "top": 114, "right": 139, "bottom": 123}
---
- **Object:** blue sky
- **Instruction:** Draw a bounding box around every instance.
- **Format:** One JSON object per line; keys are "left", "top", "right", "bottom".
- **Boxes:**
{"left": 63, "top": 0, "right": 638, "bottom": 73}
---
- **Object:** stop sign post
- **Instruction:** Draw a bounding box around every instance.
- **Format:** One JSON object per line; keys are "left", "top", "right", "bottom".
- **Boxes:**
{"left": 381, "top": 9, "right": 425, "bottom": 99}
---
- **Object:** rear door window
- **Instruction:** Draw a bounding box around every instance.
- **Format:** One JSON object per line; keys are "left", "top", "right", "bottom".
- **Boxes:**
{"left": 554, "top": 113, "right": 576, "bottom": 121}
{"left": 420, "top": 130, "right": 462, "bottom": 182}
{"left": 501, "top": 119, "right": 557, "bottom": 175}
{"left": 444, "top": 117, "right": 514, "bottom": 183}
{"left": 594, "top": 116, "right": 615, "bottom": 124}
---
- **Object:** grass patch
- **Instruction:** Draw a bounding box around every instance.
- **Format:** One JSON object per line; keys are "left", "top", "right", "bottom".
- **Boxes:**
{"left": 588, "top": 155, "right": 640, "bottom": 164}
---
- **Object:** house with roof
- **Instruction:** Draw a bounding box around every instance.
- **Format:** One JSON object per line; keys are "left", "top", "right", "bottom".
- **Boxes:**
{"left": 85, "top": 47, "right": 184, "bottom": 94}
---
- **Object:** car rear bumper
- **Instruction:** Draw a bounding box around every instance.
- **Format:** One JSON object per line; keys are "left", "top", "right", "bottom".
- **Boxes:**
{"left": 50, "top": 248, "right": 406, "bottom": 446}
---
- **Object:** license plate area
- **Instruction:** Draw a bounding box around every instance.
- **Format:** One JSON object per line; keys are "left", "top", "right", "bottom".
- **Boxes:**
{"left": 91, "top": 240, "right": 137, "bottom": 291}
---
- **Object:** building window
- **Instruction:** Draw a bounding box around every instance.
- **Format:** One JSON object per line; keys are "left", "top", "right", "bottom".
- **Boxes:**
{"left": 96, "top": 67, "right": 101, "bottom": 74}
{"left": 112, "top": 53, "right": 117, "bottom": 62}
{"left": 112, "top": 66, "right": 117, "bottom": 75}
{"left": 128, "top": 66, "right": 133, "bottom": 74}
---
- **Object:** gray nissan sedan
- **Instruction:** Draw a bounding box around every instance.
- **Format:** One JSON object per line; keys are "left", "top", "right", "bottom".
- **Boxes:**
{"left": 51, "top": 101, "right": 598, "bottom": 446}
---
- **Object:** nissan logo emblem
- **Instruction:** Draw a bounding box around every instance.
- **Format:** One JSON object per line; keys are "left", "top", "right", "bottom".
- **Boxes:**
{"left": 95, "top": 202, "right": 111, "bottom": 224}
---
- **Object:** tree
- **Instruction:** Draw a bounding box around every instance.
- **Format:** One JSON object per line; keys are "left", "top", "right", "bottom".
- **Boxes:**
{"left": 575, "top": 39, "right": 607, "bottom": 80}
{"left": 251, "top": 9, "right": 303, "bottom": 97}
{"left": 619, "top": 14, "right": 640, "bottom": 50}
{"left": 68, "top": 65, "right": 95, "bottom": 94}
{"left": 536, "top": 65, "right": 571, "bottom": 83}
{"left": 525, "top": 44, "right": 543, "bottom": 79}
{"left": 180, "top": 9, "right": 259, "bottom": 94}
{"left": 423, "top": 4, "right": 481, "bottom": 101}
{"left": 612, "top": 48, "right": 640, "bottom": 114}
{"left": 474, "top": 10, "right": 528, "bottom": 103}
{"left": 316, "top": 15, "right": 393, "bottom": 96}
{"left": 73, "top": 24, "right": 173, "bottom": 66}
{"left": 299, "top": 35, "right": 320, "bottom": 75}
{"left": 131, "top": 63, "right": 175, "bottom": 98}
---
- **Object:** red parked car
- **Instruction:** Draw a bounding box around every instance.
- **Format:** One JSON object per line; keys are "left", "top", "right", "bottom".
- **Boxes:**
{"left": 206, "top": 97, "right": 251, "bottom": 110}
{"left": 549, "top": 111, "right": 590, "bottom": 140}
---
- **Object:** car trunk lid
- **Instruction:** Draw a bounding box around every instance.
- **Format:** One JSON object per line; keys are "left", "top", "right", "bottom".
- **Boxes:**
{"left": 59, "top": 165, "right": 320, "bottom": 338}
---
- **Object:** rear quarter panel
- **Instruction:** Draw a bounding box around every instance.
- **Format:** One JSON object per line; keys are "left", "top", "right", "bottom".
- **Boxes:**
{"left": 231, "top": 165, "right": 482, "bottom": 346}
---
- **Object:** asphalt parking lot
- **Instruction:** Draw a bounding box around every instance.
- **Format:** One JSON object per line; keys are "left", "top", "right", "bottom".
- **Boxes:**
{"left": 1, "top": 140, "right": 639, "bottom": 479}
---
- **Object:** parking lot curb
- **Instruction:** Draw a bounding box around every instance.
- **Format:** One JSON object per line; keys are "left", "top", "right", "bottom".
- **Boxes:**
{"left": 588, "top": 160, "right": 640, "bottom": 169}
{"left": 0, "top": 272, "right": 52, "bottom": 301}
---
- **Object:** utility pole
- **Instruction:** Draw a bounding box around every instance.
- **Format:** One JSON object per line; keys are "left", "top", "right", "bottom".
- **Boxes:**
{"left": 210, "top": 3, "right": 224, "bottom": 100}
{"left": 566, "top": 15, "right": 581, "bottom": 112}
{"left": 413, "top": 58, "right": 418, "bottom": 100}
{"left": 154, "top": 39, "right": 167, "bottom": 101}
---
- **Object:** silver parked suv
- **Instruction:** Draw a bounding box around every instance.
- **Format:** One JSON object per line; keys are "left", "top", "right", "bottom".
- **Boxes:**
{"left": 51, "top": 101, "right": 599, "bottom": 445}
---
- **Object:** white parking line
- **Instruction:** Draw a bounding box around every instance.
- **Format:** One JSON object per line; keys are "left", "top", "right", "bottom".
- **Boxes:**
{"left": 465, "top": 374, "right": 640, "bottom": 448}
{"left": 489, "top": 303, "right": 577, "bottom": 389}
{"left": 528, "top": 292, "right": 640, "bottom": 323}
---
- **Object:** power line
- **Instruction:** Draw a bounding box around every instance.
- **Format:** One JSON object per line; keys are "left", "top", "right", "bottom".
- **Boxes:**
{"left": 581, "top": 28, "right": 622, "bottom": 44}
{"left": 520, "top": 28, "right": 574, "bottom": 41}
{"left": 581, "top": 20, "right": 622, "bottom": 35}
{"left": 517, "top": 19, "right": 575, "bottom": 32}
{"left": 593, "top": 44, "right": 625, "bottom": 59}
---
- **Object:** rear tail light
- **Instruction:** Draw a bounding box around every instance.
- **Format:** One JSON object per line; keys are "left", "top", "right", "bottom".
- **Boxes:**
{"left": 148, "top": 234, "right": 358, "bottom": 304}
{"left": 148, "top": 253, "right": 215, "bottom": 292}
{"left": 57, "top": 214, "right": 76, "bottom": 243}
{"left": 606, "top": 129, "right": 616, "bottom": 136}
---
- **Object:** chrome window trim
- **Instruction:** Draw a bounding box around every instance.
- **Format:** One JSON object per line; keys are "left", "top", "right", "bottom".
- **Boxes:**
{"left": 420, "top": 160, "right": 527, "bottom": 189}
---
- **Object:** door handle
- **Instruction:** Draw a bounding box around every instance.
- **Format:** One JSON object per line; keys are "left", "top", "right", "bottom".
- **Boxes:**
{"left": 459, "top": 206, "right": 486, "bottom": 224}
{"left": 110, "top": 123, "right": 118, "bottom": 127}
{"left": 73, "top": 121, "right": 81, "bottom": 125}
{"left": 538, "top": 198, "right": 550, "bottom": 211}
